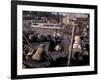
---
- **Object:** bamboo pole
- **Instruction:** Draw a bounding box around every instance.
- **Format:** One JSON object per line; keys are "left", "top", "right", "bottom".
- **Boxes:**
{"left": 67, "top": 21, "right": 77, "bottom": 66}
{"left": 23, "top": 34, "right": 32, "bottom": 47}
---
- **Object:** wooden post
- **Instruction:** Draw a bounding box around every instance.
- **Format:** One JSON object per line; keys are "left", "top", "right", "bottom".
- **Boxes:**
{"left": 67, "top": 20, "right": 77, "bottom": 66}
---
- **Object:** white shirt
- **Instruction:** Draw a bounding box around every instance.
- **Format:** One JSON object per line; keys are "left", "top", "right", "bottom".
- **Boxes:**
{"left": 53, "top": 32, "right": 60, "bottom": 37}
{"left": 73, "top": 41, "right": 82, "bottom": 49}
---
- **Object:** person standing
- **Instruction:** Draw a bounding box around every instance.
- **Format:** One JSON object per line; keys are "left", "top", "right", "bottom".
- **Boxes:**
{"left": 53, "top": 30, "right": 61, "bottom": 45}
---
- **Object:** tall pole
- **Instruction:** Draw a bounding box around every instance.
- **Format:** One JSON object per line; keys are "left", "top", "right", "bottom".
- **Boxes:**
{"left": 67, "top": 20, "right": 77, "bottom": 66}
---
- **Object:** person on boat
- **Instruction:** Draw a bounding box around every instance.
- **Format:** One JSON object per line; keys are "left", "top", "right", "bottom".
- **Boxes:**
{"left": 72, "top": 35, "right": 83, "bottom": 60}
{"left": 32, "top": 44, "right": 47, "bottom": 62}
{"left": 53, "top": 30, "right": 61, "bottom": 45}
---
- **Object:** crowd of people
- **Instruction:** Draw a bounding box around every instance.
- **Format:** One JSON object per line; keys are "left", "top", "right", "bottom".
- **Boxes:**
{"left": 23, "top": 29, "right": 68, "bottom": 68}
{"left": 23, "top": 28, "right": 89, "bottom": 67}
{"left": 22, "top": 20, "right": 90, "bottom": 68}
{"left": 23, "top": 29, "right": 65, "bottom": 51}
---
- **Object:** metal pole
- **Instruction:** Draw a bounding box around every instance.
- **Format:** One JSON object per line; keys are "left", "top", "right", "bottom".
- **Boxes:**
{"left": 67, "top": 21, "right": 76, "bottom": 66}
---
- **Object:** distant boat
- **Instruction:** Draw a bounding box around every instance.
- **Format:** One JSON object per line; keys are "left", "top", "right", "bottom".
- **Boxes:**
{"left": 30, "top": 22, "right": 65, "bottom": 29}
